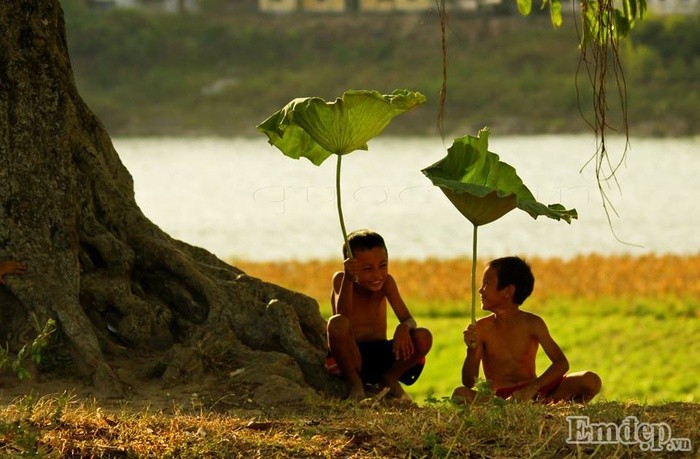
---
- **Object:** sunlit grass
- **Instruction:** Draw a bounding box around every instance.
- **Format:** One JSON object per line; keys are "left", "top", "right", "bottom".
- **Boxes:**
{"left": 1, "top": 392, "right": 698, "bottom": 458}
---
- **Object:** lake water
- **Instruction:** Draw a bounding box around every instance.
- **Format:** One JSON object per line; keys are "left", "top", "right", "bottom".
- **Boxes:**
{"left": 115, "top": 135, "right": 699, "bottom": 262}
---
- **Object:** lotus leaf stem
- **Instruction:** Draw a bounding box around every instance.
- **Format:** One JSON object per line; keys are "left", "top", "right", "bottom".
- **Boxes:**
{"left": 336, "top": 154, "right": 352, "bottom": 258}
{"left": 471, "top": 224, "right": 478, "bottom": 325}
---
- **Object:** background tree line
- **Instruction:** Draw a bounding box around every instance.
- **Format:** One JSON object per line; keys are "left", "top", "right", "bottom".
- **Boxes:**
{"left": 61, "top": 0, "right": 698, "bottom": 137}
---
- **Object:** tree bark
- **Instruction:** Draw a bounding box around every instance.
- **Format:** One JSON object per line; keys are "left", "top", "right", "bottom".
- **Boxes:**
{"left": 0, "top": 0, "right": 342, "bottom": 400}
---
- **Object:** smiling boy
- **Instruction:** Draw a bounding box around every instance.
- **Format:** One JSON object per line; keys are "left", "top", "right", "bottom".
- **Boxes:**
{"left": 326, "top": 229, "right": 432, "bottom": 401}
{"left": 452, "top": 256, "right": 601, "bottom": 403}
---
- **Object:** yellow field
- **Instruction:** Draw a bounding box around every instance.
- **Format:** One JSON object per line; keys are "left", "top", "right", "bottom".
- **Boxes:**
{"left": 232, "top": 253, "right": 700, "bottom": 305}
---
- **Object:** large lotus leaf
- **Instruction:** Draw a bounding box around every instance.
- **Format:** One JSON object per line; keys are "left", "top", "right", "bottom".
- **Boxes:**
{"left": 422, "top": 128, "right": 578, "bottom": 226}
{"left": 256, "top": 89, "right": 427, "bottom": 166}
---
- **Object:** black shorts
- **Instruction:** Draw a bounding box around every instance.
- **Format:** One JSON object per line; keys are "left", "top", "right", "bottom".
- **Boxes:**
{"left": 325, "top": 340, "right": 425, "bottom": 386}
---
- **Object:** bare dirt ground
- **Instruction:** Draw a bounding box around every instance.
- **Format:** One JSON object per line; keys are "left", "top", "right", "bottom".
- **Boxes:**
{"left": 0, "top": 353, "right": 287, "bottom": 416}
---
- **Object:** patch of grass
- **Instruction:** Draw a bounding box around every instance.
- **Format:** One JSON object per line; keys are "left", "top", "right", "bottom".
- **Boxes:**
{"left": 0, "top": 394, "right": 697, "bottom": 457}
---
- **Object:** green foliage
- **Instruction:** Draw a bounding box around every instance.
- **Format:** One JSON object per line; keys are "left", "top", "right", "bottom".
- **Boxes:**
{"left": 631, "top": 15, "right": 699, "bottom": 66}
{"left": 58, "top": 3, "right": 697, "bottom": 137}
{"left": 512, "top": 0, "right": 646, "bottom": 42}
{"left": 257, "top": 89, "right": 427, "bottom": 164}
{"left": 422, "top": 129, "right": 577, "bottom": 226}
{"left": 0, "top": 319, "right": 57, "bottom": 381}
{"left": 0, "top": 420, "right": 42, "bottom": 457}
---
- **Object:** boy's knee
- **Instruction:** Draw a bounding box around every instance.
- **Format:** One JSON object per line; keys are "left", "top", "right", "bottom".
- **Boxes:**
{"left": 565, "top": 371, "right": 602, "bottom": 402}
{"left": 412, "top": 327, "right": 433, "bottom": 354}
{"left": 583, "top": 371, "right": 602, "bottom": 395}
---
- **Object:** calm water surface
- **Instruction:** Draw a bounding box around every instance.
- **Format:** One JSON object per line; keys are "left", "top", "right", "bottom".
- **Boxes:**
{"left": 116, "top": 135, "right": 699, "bottom": 261}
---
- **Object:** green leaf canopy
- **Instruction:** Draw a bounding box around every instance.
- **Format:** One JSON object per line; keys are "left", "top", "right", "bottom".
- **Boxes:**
{"left": 256, "top": 89, "right": 427, "bottom": 166}
{"left": 421, "top": 128, "right": 578, "bottom": 226}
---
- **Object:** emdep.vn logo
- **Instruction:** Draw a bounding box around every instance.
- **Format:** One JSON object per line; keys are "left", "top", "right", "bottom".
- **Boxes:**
{"left": 566, "top": 416, "right": 692, "bottom": 452}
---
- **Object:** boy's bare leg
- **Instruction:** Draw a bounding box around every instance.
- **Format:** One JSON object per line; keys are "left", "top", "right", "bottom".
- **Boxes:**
{"left": 327, "top": 315, "right": 365, "bottom": 400}
{"left": 382, "top": 360, "right": 414, "bottom": 399}
{"left": 382, "top": 328, "right": 432, "bottom": 399}
{"left": 546, "top": 371, "right": 602, "bottom": 403}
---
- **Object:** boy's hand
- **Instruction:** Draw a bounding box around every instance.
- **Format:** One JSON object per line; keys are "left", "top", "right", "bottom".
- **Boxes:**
{"left": 0, "top": 261, "right": 26, "bottom": 283}
{"left": 463, "top": 324, "right": 478, "bottom": 350}
{"left": 343, "top": 258, "right": 360, "bottom": 283}
{"left": 392, "top": 325, "right": 414, "bottom": 361}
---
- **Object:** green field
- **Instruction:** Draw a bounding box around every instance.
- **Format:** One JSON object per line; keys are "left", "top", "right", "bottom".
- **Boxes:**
{"left": 366, "top": 296, "right": 700, "bottom": 404}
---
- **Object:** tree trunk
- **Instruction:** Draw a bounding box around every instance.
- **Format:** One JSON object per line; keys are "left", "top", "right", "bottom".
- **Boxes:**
{"left": 0, "top": 0, "right": 342, "bottom": 401}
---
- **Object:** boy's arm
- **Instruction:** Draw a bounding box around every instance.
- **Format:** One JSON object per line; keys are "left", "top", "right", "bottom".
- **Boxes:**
{"left": 385, "top": 275, "right": 414, "bottom": 326}
{"left": 384, "top": 275, "right": 416, "bottom": 360}
{"left": 332, "top": 271, "right": 353, "bottom": 316}
{"left": 332, "top": 257, "right": 361, "bottom": 316}
{"left": 513, "top": 316, "right": 569, "bottom": 400}
{"left": 461, "top": 324, "right": 482, "bottom": 387}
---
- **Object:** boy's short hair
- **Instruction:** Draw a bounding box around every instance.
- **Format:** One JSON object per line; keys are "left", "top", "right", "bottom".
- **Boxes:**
{"left": 343, "top": 229, "right": 387, "bottom": 259}
{"left": 488, "top": 256, "right": 535, "bottom": 305}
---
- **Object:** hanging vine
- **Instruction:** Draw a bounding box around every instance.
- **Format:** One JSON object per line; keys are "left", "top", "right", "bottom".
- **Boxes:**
{"left": 437, "top": 0, "right": 448, "bottom": 140}
{"left": 575, "top": 0, "right": 645, "bottom": 241}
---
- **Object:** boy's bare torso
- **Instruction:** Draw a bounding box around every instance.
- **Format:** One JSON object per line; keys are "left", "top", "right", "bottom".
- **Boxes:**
{"left": 479, "top": 311, "right": 539, "bottom": 388}
{"left": 332, "top": 272, "right": 389, "bottom": 342}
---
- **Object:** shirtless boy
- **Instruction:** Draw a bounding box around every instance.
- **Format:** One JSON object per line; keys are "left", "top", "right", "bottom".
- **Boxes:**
{"left": 452, "top": 256, "right": 601, "bottom": 403}
{"left": 326, "top": 229, "right": 432, "bottom": 400}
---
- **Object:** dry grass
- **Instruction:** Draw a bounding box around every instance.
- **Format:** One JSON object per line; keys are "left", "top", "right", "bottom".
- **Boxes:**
{"left": 233, "top": 253, "right": 700, "bottom": 306}
{"left": 1, "top": 393, "right": 698, "bottom": 458}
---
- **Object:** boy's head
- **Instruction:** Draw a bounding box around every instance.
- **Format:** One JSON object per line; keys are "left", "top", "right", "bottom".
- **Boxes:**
{"left": 487, "top": 256, "right": 534, "bottom": 305}
{"left": 343, "top": 229, "right": 387, "bottom": 259}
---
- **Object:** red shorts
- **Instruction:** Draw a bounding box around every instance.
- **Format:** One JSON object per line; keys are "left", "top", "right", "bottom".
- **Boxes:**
{"left": 494, "top": 375, "right": 566, "bottom": 400}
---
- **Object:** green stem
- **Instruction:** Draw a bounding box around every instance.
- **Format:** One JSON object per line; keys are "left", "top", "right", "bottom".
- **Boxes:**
{"left": 471, "top": 224, "right": 478, "bottom": 325}
{"left": 336, "top": 154, "right": 352, "bottom": 258}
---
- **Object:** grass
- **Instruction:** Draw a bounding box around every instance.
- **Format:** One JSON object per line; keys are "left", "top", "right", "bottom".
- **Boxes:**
{"left": 236, "top": 254, "right": 700, "bottom": 404}
{"left": 0, "top": 392, "right": 698, "bottom": 457}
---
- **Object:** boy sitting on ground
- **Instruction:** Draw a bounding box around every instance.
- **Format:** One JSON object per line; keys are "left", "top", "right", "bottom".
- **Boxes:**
{"left": 452, "top": 256, "right": 601, "bottom": 404}
{"left": 326, "top": 229, "right": 432, "bottom": 401}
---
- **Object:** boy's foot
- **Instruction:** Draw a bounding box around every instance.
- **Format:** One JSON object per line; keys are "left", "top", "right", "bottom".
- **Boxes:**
{"left": 391, "top": 391, "right": 414, "bottom": 406}
{"left": 347, "top": 384, "right": 366, "bottom": 401}
{"left": 382, "top": 376, "right": 408, "bottom": 399}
